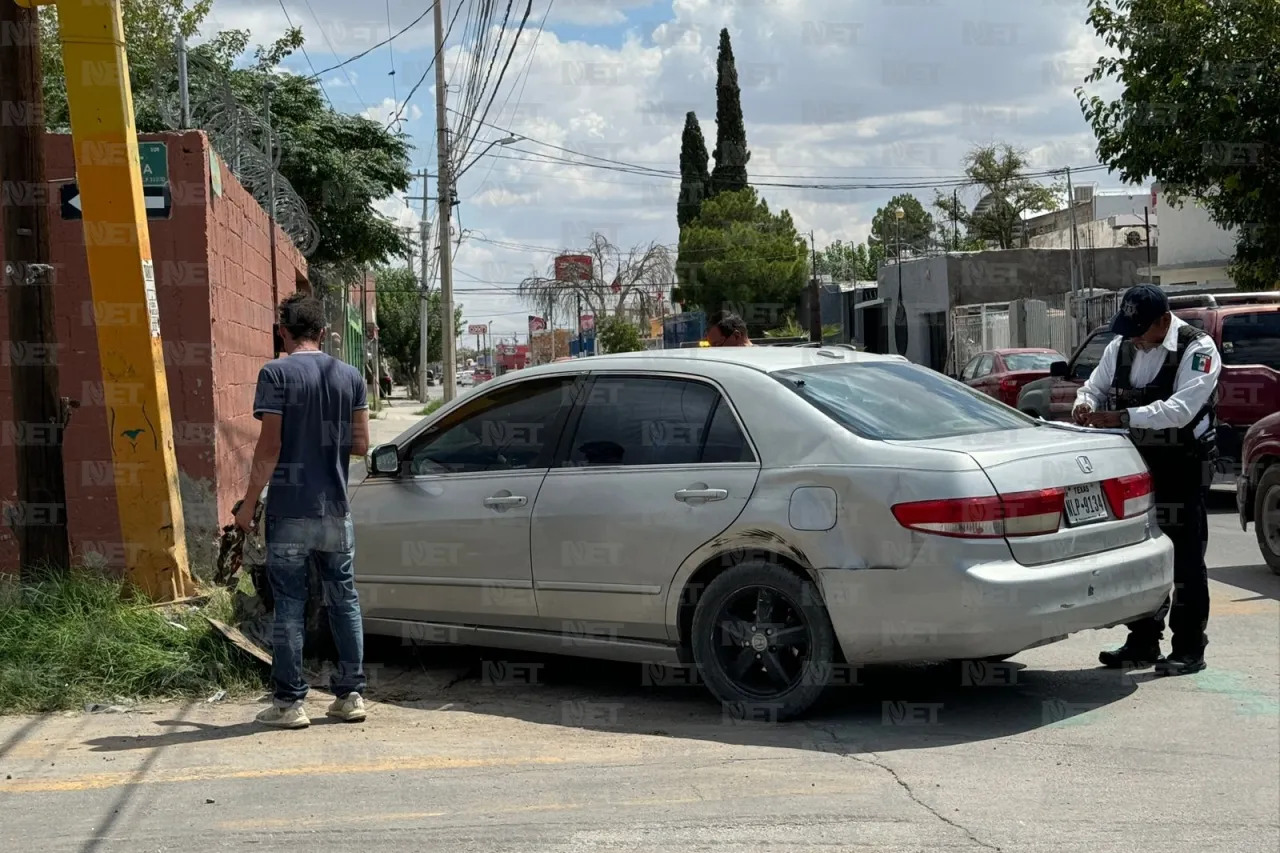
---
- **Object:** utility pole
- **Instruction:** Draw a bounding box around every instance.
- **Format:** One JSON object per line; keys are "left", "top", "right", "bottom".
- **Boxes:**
{"left": 432, "top": 0, "right": 457, "bottom": 402}
{"left": 808, "top": 230, "right": 822, "bottom": 342}
{"left": 406, "top": 169, "right": 433, "bottom": 402}
{"left": 1143, "top": 206, "right": 1152, "bottom": 274}
{"left": 27, "top": 0, "right": 193, "bottom": 599}
{"left": 1065, "top": 167, "right": 1081, "bottom": 351}
{"left": 1, "top": 0, "right": 71, "bottom": 576}
{"left": 175, "top": 32, "right": 190, "bottom": 127}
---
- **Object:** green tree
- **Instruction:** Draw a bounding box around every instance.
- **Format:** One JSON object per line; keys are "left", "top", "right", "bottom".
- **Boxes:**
{"left": 596, "top": 315, "right": 644, "bottom": 354}
{"left": 677, "top": 112, "right": 712, "bottom": 229}
{"left": 814, "top": 240, "right": 879, "bottom": 281}
{"left": 1079, "top": 0, "right": 1280, "bottom": 289}
{"left": 709, "top": 28, "right": 750, "bottom": 197}
{"left": 674, "top": 187, "right": 808, "bottom": 334}
{"left": 868, "top": 194, "right": 936, "bottom": 260}
{"left": 934, "top": 144, "right": 1061, "bottom": 249}
{"left": 375, "top": 267, "right": 464, "bottom": 376}
{"left": 39, "top": 1, "right": 413, "bottom": 276}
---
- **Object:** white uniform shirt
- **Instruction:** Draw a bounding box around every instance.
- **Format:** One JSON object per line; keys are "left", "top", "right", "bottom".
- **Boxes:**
{"left": 1073, "top": 315, "right": 1222, "bottom": 438}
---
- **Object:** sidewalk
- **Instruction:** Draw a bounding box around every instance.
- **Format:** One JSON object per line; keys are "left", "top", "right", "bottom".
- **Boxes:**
{"left": 367, "top": 385, "right": 449, "bottom": 446}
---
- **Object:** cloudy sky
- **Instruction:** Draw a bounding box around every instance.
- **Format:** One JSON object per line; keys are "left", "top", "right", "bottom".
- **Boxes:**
{"left": 200, "top": 0, "right": 1123, "bottom": 339}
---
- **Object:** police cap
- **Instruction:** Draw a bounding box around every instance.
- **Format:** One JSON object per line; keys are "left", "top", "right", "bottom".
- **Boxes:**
{"left": 1109, "top": 284, "right": 1169, "bottom": 338}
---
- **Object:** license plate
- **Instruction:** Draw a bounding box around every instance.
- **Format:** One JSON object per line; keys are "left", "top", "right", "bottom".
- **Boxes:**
{"left": 1064, "top": 483, "right": 1109, "bottom": 526}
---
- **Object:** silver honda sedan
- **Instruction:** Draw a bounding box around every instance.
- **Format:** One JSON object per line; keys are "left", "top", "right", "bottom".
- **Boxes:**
{"left": 352, "top": 347, "right": 1174, "bottom": 719}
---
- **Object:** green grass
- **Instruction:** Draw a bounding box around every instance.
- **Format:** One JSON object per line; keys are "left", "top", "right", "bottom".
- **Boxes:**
{"left": 416, "top": 399, "right": 445, "bottom": 417}
{"left": 0, "top": 569, "right": 267, "bottom": 714}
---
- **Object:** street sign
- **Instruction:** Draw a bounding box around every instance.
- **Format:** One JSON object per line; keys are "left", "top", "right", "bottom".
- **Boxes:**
{"left": 555, "top": 254, "right": 592, "bottom": 282}
{"left": 60, "top": 182, "right": 172, "bottom": 220}
{"left": 138, "top": 142, "right": 168, "bottom": 187}
{"left": 468, "top": 324, "right": 488, "bottom": 335}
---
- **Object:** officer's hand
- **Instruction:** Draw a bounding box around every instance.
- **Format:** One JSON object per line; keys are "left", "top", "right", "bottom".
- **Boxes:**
{"left": 1072, "top": 403, "right": 1092, "bottom": 425}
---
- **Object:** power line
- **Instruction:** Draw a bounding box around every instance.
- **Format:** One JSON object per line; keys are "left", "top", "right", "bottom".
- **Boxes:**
{"left": 306, "top": 4, "right": 436, "bottom": 81}
{"left": 387, "top": 0, "right": 466, "bottom": 130}
{"left": 275, "top": 0, "right": 335, "bottom": 109}
{"left": 456, "top": 0, "right": 534, "bottom": 176}
{"left": 385, "top": 0, "right": 399, "bottom": 109}
{"left": 301, "top": 0, "right": 368, "bottom": 111}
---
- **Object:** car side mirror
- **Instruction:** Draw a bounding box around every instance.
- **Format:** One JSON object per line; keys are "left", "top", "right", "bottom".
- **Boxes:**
{"left": 370, "top": 444, "right": 401, "bottom": 476}
{"left": 1049, "top": 361, "right": 1069, "bottom": 378}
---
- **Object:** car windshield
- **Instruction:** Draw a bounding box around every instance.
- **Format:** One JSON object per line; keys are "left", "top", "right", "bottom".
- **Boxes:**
{"left": 775, "top": 361, "right": 1038, "bottom": 441}
{"left": 1002, "top": 352, "right": 1064, "bottom": 371}
{"left": 1221, "top": 311, "right": 1280, "bottom": 369}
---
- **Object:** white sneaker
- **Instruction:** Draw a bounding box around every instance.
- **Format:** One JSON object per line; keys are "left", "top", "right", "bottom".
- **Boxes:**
{"left": 256, "top": 703, "right": 310, "bottom": 729}
{"left": 327, "top": 693, "right": 367, "bottom": 722}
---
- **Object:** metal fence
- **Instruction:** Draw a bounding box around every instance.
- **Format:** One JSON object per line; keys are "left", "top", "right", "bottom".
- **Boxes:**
{"left": 952, "top": 289, "right": 1126, "bottom": 370}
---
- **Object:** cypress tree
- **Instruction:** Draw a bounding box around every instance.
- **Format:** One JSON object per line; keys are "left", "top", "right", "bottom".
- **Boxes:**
{"left": 677, "top": 112, "right": 711, "bottom": 229}
{"left": 710, "top": 28, "right": 750, "bottom": 196}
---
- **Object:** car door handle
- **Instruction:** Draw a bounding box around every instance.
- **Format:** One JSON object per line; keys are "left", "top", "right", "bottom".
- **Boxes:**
{"left": 483, "top": 495, "right": 527, "bottom": 508}
{"left": 675, "top": 488, "right": 728, "bottom": 503}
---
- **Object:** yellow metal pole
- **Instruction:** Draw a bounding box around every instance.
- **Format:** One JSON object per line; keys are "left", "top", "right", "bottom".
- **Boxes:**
{"left": 18, "top": 0, "right": 193, "bottom": 600}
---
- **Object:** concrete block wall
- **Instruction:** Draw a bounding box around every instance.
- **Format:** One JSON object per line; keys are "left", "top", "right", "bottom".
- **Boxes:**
{"left": 0, "top": 131, "right": 306, "bottom": 576}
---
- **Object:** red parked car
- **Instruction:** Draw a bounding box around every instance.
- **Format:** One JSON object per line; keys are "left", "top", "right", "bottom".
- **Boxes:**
{"left": 957, "top": 348, "right": 1067, "bottom": 407}
{"left": 1238, "top": 411, "right": 1280, "bottom": 573}
{"left": 1017, "top": 292, "right": 1280, "bottom": 478}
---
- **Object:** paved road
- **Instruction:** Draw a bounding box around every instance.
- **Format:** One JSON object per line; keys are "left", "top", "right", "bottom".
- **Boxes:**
{"left": 2, "top": 492, "right": 1276, "bottom": 852}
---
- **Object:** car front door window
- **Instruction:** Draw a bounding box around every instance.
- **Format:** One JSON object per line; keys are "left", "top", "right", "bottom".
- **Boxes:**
{"left": 406, "top": 377, "right": 574, "bottom": 474}
{"left": 973, "top": 354, "right": 995, "bottom": 378}
{"left": 961, "top": 356, "right": 983, "bottom": 381}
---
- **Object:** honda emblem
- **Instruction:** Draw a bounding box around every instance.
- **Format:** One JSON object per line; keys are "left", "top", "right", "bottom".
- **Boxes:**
{"left": 1076, "top": 456, "right": 1093, "bottom": 474}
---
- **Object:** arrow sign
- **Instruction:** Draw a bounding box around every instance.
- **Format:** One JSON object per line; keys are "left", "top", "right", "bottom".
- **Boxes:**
{"left": 61, "top": 182, "right": 172, "bottom": 221}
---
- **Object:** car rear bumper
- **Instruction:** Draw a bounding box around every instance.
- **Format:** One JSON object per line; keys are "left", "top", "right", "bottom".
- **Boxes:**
{"left": 817, "top": 532, "right": 1174, "bottom": 663}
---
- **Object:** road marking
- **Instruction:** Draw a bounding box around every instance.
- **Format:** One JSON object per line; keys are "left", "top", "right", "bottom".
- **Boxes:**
{"left": 213, "top": 786, "right": 871, "bottom": 830}
{"left": 2, "top": 755, "right": 568, "bottom": 794}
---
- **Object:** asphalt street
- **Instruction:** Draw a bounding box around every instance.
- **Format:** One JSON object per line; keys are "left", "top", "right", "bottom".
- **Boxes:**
{"left": 2, "top": 489, "right": 1276, "bottom": 852}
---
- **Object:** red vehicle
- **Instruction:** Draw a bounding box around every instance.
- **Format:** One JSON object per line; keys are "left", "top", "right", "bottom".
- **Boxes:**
{"left": 1238, "top": 411, "right": 1280, "bottom": 573}
{"left": 957, "top": 348, "right": 1066, "bottom": 407}
{"left": 1017, "top": 292, "right": 1280, "bottom": 477}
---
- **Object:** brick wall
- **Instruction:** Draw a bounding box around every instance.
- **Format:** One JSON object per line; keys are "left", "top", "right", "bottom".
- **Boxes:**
{"left": 0, "top": 131, "right": 306, "bottom": 575}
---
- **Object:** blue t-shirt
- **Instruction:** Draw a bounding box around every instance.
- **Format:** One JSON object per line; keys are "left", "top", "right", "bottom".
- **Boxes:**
{"left": 252, "top": 350, "right": 367, "bottom": 518}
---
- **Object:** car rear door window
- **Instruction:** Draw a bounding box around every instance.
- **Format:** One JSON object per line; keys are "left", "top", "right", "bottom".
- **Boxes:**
{"left": 960, "top": 356, "right": 983, "bottom": 381}
{"left": 973, "top": 354, "right": 995, "bottom": 378}
{"left": 406, "top": 376, "right": 574, "bottom": 474}
{"left": 567, "top": 377, "right": 749, "bottom": 467}
{"left": 776, "top": 361, "right": 1036, "bottom": 441}
{"left": 1221, "top": 312, "right": 1280, "bottom": 369}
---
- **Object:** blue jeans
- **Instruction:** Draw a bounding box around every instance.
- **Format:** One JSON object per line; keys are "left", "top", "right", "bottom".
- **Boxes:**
{"left": 264, "top": 514, "right": 365, "bottom": 706}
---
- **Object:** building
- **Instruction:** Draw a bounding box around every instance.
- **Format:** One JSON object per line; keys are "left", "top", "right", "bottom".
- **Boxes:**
{"left": 0, "top": 131, "right": 307, "bottom": 574}
{"left": 1138, "top": 183, "right": 1239, "bottom": 290}
{"left": 1023, "top": 186, "right": 1158, "bottom": 241}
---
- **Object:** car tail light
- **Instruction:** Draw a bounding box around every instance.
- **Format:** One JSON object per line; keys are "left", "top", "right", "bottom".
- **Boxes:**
{"left": 1102, "top": 472, "right": 1153, "bottom": 519}
{"left": 891, "top": 488, "right": 1065, "bottom": 539}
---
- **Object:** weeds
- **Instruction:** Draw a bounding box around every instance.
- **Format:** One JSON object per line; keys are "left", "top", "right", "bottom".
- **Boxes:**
{"left": 416, "top": 399, "right": 445, "bottom": 417}
{"left": 0, "top": 568, "right": 267, "bottom": 714}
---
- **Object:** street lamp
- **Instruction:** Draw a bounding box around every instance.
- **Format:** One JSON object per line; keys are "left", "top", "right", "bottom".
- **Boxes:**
{"left": 455, "top": 135, "right": 520, "bottom": 180}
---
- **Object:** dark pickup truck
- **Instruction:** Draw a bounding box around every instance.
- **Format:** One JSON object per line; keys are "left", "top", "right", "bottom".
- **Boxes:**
{"left": 1017, "top": 292, "right": 1280, "bottom": 477}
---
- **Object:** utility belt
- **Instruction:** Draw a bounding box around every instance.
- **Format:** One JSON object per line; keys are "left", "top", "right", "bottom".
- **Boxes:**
{"left": 1110, "top": 390, "right": 1217, "bottom": 464}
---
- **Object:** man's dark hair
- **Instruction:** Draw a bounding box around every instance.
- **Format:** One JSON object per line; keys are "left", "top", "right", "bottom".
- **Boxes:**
{"left": 708, "top": 311, "right": 747, "bottom": 338}
{"left": 279, "top": 291, "right": 325, "bottom": 342}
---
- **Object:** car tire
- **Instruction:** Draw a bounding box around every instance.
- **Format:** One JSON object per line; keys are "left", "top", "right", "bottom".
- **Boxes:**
{"left": 690, "top": 562, "right": 837, "bottom": 721}
{"left": 1255, "top": 465, "right": 1280, "bottom": 574}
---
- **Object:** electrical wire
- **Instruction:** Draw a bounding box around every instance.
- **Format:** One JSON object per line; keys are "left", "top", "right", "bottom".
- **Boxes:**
{"left": 387, "top": 0, "right": 467, "bottom": 130}
{"left": 385, "top": 0, "right": 399, "bottom": 111}
{"left": 455, "top": 0, "right": 533, "bottom": 176}
{"left": 301, "top": 0, "right": 368, "bottom": 111}
{"left": 275, "top": 0, "right": 335, "bottom": 109}
{"left": 306, "top": 4, "right": 436, "bottom": 80}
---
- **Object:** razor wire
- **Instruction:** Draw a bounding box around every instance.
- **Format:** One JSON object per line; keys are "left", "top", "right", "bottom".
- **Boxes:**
{"left": 152, "top": 53, "right": 323, "bottom": 259}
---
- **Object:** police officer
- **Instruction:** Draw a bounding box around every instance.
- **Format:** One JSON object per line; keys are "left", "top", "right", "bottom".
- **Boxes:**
{"left": 1072, "top": 284, "right": 1221, "bottom": 676}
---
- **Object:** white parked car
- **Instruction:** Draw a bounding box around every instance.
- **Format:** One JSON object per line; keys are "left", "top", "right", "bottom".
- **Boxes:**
{"left": 353, "top": 347, "right": 1174, "bottom": 719}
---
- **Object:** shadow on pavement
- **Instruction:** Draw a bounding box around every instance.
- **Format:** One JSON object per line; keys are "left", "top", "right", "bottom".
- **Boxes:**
{"left": 1210, "top": 563, "right": 1280, "bottom": 602}
{"left": 340, "top": 636, "right": 1141, "bottom": 755}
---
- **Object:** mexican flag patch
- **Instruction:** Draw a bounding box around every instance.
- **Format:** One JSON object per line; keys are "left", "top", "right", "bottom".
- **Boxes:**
{"left": 1191, "top": 353, "right": 1213, "bottom": 373}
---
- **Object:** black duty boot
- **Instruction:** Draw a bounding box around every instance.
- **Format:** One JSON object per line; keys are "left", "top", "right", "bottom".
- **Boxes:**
{"left": 1155, "top": 650, "right": 1207, "bottom": 677}
{"left": 1098, "top": 640, "right": 1161, "bottom": 669}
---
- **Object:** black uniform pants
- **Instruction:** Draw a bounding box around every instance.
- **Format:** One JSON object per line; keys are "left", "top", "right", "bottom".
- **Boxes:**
{"left": 1124, "top": 448, "right": 1211, "bottom": 655}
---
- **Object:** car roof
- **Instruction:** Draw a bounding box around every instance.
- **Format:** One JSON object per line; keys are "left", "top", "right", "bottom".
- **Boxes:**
{"left": 490, "top": 347, "right": 908, "bottom": 381}
{"left": 990, "top": 348, "right": 1060, "bottom": 354}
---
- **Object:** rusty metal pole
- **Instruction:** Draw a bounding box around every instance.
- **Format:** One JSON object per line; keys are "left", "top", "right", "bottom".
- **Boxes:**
{"left": 1, "top": 0, "right": 71, "bottom": 576}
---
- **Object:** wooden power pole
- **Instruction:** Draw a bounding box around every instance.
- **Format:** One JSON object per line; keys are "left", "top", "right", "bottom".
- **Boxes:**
{"left": 1, "top": 0, "right": 71, "bottom": 576}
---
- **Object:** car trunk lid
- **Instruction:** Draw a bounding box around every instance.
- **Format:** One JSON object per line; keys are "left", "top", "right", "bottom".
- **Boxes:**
{"left": 890, "top": 425, "right": 1152, "bottom": 565}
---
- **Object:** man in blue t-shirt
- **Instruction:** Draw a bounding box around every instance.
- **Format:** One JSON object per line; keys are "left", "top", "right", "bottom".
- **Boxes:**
{"left": 235, "top": 291, "right": 370, "bottom": 729}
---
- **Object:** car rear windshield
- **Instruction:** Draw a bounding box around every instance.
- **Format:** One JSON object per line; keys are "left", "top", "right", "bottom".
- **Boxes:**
{"left": 1221, "top": 311, "right": 1280, "bottom": 369}
{"left": 774, "top": 361, "right": 1039, "bottom": 441}
{"left": 1003, "top": 352, "right": 1064, "bottom": 371}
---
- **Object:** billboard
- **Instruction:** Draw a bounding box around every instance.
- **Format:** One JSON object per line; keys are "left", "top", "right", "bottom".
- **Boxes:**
{"left": 555, "top": 254, "right": 593, "bottom": 282}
